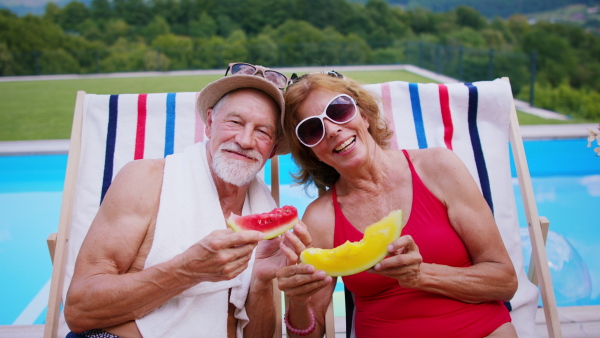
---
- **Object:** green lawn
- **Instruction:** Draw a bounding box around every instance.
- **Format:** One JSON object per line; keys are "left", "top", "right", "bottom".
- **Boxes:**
{"left": 0, "top": 69, "right": 569, "bottom": 142}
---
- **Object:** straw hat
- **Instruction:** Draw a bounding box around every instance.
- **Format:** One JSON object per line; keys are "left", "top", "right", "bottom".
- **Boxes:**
{"left": 197, "top": 74, "right": 289, "bottom": 154}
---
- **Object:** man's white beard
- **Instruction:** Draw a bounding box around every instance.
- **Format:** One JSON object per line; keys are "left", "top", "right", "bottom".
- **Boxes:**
{"left": 212, "top": 141, "right": 264, "bottom": 187}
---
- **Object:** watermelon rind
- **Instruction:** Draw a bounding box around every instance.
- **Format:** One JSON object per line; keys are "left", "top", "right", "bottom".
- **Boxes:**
{"left": 227, "top": 205, "right": 299, "bottom": 239}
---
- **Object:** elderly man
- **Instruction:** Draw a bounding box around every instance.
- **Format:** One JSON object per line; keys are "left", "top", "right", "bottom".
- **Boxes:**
{"left": 64, "top": 64, "right": 309, "bottom": 338}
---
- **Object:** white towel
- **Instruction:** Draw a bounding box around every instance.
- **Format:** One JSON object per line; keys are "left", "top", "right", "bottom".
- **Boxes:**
{"left": 136, "top": 140, "right": 276, "bottom": 338}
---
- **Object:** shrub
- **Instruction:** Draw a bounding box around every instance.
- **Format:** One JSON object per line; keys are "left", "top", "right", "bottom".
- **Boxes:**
{"left": 526, "top": 81, "right": 600, "bottom": 120}
{"left": 39, "top": 49, "right": 80, "bottom": 74}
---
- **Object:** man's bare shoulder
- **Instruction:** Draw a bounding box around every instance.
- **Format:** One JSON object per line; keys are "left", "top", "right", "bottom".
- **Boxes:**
{"left": 117, "top": 158, "right": 166, "bottom": 180}
{"left": 102, "top": 158, "right": 166, "bottom": 212}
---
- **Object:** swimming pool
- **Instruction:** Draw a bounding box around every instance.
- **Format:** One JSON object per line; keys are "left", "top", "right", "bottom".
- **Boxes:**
{"left": 0, "top": 138, "right": 599, "bottom": 325}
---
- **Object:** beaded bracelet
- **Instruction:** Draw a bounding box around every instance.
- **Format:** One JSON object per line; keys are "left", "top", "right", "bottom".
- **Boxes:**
{"left": 284, "top": 307, "right": 316, "bottom": 336}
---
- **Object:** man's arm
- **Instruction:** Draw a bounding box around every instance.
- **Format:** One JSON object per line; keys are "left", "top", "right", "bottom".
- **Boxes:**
{"left": 65, "top": 159, "right": 263, "bottom": 333}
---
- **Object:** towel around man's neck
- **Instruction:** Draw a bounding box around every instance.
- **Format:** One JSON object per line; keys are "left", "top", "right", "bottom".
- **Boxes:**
{"left": 136, "top": 141, "right": 276, "bottom": 338}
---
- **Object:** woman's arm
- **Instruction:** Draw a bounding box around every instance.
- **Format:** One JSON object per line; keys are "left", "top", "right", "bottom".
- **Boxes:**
{"left": 276, "top": 198, "right": 336, "bottom": 337}
{"left": 372, "top": 148, "right": 517, "bottom": 303}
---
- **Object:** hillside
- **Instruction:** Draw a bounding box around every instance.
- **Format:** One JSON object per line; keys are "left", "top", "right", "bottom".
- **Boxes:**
{"left": 385, "top": 0, "right": 599, "bottom": 19}
{"left": 3, "top": 0, "right": 599, "bottom": 18}
{"left": 528, "top": 4, "right": 600, "bottom": 34}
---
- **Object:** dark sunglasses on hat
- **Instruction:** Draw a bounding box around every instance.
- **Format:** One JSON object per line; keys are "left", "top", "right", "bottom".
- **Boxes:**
{"left": 295, "top": 94, "right": 358, "bottom": 147}
{"left": 225, "top": 62, "right": 289, "bottom": 90}
{"left": 287, "top": 70, "right": 345, "bottom": 88}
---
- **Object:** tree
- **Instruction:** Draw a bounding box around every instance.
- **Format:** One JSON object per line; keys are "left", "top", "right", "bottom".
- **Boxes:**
{"left": 216, "top": 15, "right": 239, "bottom": 37}
{"left": 60, "top": 1, "right": 90, "bottom": 32}
{"left": 0, "top": 41, "right": 16, "bottom": 75}
{"left": 365, "top": 0, "right": 410, "bottom": 46}
{"left": 152, "top": 33, "right": 193, "bottom": 69}
{"left": 100, "top": 37, "right": 147, "bottom": 72}
{"left": 506, "top": 14, "right": 530, "bottom": 42}
{"left": 189, "top": 12, "right": 217, "bottom": 38}
{"left": 445, "top": 27, "right": 485, "bottom": 48}
{"left": 340, "top": 2, "right": 376, "bottom": 39}
{"left": 344, "top": 33, "right": 371, "bottom": 65}
{"left": 143, "top": 16, "right": 171, "bottom": 44}
{"left": 193, "top": 35, "right": 226, "bottom": 69}
{"left": 490, "top": 17, "right": 516, "bottom": 46}
{"left": 455, "top": 6, "right": 487, "bottom": 30}
{"left": 102, "top": 18, "right": 132, "bottom": 45}
{"left": 220, "top": 29, "right": 248, "bottom": 65}
{"left": 247, "top": 33, "right": 279, "bottom": 67}
{"left": 481, "top": 28, "right": 506, "bottom": 50}
{"left": 521, "top": 28, "right": 576, "bottom": 87}
{"left": 272, "top": 20, "right": 329, "bottom": 66}
{"left": 407, "top": 6, "right": 440, "bottom": 35}
{"left": 43, "top": 2, "right": 62, "bottom": 24}
{"left": 114, "top": 0, "right": 151, "bottom": 26}
{"left": 78, "top": 18, "right": 102, "bottom": 41}
{"left": 39, "top": 49, "right": 80, "bottom": 74}
{"left": 90, "top": 0, "right": 112, "bottom": 22}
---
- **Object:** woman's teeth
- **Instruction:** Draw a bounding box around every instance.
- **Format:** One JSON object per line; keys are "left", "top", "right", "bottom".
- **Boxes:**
{"left": 335, "top": 137, "right": 355, "bottom": 153}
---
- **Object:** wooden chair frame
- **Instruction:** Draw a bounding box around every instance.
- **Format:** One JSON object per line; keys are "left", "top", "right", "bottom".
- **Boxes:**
{"left": 45, "top": 76, "right": 562, "bottom": 338}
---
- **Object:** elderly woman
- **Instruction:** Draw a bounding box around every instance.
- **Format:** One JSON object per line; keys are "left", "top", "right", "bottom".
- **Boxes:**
{"left": 277, "top": 73, "right": 518, "bottom": 337}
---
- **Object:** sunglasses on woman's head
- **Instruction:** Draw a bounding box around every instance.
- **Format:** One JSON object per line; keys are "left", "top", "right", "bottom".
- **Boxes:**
{"left": 225, "top": 62, "right": 289, "bottom": 90}
{"left": 287, "top": 70, "right": 344, "bottom": 88}
{"left": 295, "top": 94, "right": 358, "bottom": 147}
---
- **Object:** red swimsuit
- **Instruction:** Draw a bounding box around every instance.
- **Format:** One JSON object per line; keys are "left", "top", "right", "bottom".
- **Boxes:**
{"left": 333, "top": 150, "right": 510, "bottom": 337}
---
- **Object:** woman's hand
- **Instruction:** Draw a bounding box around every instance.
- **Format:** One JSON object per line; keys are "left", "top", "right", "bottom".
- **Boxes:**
{"left": 368, "top": 235, "right": 424, "bottom": 289}
{"left": 277, "top": 264, "right": 332, "bottom": 305}
{"left": 253, "top": 221, "right": 312, "bottom": 284}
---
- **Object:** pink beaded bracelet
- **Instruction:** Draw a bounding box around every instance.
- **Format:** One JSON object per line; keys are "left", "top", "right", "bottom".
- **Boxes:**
{"left": 284, "top": 307, "right": 316, "bottom": 336}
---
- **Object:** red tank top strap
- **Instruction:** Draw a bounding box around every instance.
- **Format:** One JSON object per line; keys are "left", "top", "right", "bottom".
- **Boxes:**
{"left": 332, "top": 185, "right": 363, "bottom": 247}
{"left": 401, "top": 149, "right": 415, "bottom": 173}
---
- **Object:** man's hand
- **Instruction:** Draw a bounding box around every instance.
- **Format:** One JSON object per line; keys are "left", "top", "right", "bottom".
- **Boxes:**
{"left": 253, "top": 221, "right": 311, "bottom": 284}
{"left": 178, "top": 229, "right": 264, "bottom": 283}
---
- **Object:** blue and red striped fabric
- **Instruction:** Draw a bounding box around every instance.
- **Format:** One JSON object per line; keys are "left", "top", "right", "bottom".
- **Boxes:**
{"left": 364, "top": 79, "right": 540, "bottom": 336}
{"left": 78, "top": 92, "right": 203, "bottom": 203}
{"left": 366, "top": 80, "right": 506, "bottom": 212}
{"left": 62, "top": 91, "right": 204, "bottom": 335}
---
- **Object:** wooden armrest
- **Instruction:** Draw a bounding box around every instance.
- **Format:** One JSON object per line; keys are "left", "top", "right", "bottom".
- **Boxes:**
{"left": 325, "top": 296, "right": 335, "bottom": 337}
{"left": 47, "top": 232, "right": 58, "bottom": 265}
{"left": 273, "top": 279, "right": 282, "bottom": 338}
{"left": 527, "top": 216, "right": 550, "bottom": 286}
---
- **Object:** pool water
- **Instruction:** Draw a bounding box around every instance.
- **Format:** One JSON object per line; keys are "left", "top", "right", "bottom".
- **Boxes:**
{"left": 0, "top": 138, "right": 599, "bottom": 325}
{"left": 0, "top": 155, "right": 66, "bottom": 325}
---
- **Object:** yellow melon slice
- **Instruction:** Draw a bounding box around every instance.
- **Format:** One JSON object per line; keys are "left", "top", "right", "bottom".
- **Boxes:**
{"left": 300, "top": 210, "right": 404, "bottom": 276}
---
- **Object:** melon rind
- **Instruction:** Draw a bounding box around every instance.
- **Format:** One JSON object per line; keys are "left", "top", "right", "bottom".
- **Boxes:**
{"left": 300, "top": 210, "right": 403, "bottom": 276}
{"left": 226, "top": 206, "right": 299, "bottom": 240}
{"left": 260, "top": 218, "right": 297, "bottom": 239}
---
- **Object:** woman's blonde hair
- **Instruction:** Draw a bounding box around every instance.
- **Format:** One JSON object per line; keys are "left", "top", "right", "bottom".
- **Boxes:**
{"left": 283, "top": 73, "right": 393, "bottom": 191}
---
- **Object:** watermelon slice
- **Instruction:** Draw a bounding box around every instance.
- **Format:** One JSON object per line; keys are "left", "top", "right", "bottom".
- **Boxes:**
{"left": 227, "top": 205, "right": 299, "bottom": 239}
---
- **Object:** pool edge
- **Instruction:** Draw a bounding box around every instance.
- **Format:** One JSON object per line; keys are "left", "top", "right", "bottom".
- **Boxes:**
{"left": 1, "top": 124, "right": 596, "bottom": 156}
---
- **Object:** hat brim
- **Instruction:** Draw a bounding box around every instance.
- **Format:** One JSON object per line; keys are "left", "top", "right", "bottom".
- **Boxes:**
{"left": 197, "top": 75, "right": 289, "bottom": 155}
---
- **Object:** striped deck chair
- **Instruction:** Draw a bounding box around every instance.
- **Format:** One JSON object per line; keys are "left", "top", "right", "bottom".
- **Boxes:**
{"left": 325, "top": 78, "right": 561, "bottom": 338}
{"left": 44, "top": 91, "right": 284, "bottom": 337}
